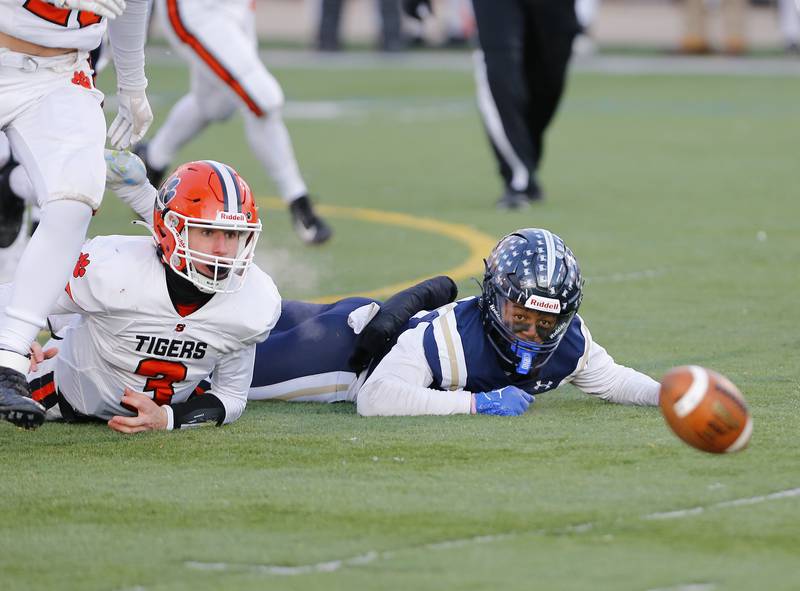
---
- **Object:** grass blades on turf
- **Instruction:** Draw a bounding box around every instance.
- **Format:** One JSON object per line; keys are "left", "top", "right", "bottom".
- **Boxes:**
{"left": 1, "top": 54, "right": 798, "bottom": 590}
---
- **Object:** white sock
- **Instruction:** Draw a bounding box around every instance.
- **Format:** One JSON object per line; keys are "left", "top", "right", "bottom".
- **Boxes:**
{"left": 148, "top": 94, "right": 210, "bottom": 171}
{"left": 0, "top": 199, "right": 91, "bottom": 355}
{"left": 244, "top": 110, "right": 307, "bottom": 202}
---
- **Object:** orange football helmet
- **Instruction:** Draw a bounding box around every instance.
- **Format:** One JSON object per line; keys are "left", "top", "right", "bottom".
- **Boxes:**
{"left": 152, "top": 160, "right": 262, "bottom": 293}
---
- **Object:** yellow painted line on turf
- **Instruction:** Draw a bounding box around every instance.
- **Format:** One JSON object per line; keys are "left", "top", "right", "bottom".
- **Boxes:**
{"left": 260, "top": 197, "right": 497, "bottom": 302}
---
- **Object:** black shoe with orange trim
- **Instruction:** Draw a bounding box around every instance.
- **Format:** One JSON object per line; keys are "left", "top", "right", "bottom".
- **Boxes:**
{"left": 0, "top": 365, "right": 44, "bottom": 430}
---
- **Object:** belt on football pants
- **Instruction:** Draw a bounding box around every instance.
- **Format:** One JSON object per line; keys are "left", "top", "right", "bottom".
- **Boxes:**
{"left": 0, "top": 48, "right": 85, "bottom": 73}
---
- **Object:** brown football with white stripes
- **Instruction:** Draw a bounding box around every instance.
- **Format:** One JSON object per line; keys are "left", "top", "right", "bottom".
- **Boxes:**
{"left": 659, "top": 366, "right": 752, "bottom": 454}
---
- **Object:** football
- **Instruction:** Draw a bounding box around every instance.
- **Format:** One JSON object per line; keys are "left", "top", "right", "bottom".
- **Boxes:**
{"left": 659, "top": 366, "right": 752, "bottom": 454}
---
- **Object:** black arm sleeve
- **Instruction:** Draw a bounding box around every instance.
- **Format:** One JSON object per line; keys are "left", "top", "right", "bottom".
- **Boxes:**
{"left": 169, "top": 392, "right": 226, "bottom": 429}
{"left": 348, "top": 275, "right": 458, "bottom": 372}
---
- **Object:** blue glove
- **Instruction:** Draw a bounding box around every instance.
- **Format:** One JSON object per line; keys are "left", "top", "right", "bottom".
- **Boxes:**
{"left": 474, "top": 386, "right": 534, "bottom": 416}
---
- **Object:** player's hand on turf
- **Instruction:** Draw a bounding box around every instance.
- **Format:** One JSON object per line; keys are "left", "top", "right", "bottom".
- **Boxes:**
{"left": 472, "top": 386, "right": 534, "bottom": 416}
{"left": 108, "top": 388, "right": 168, "bottom": 433}
{"left": 45, "top": 0, "right": 126, "bottom": 19}
{"left": 108, "top": 89, "right": 153, "bottom": 150}
{"left": 28, "top": 342, "right": 57, "bottom": 373}
{"left": 402, "top": 0, "right": 432, "bottom": 20}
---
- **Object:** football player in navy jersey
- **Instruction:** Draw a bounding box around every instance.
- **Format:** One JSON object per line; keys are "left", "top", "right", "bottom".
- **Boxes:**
{"left": 246, "top": 228, "right": 659, "bottom": 418}
{"left": 355, "top": 228, "right": 660, "bottom": 416}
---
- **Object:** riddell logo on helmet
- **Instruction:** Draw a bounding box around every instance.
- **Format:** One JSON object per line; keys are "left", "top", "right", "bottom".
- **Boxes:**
{"left": 524, "top": 295, "right": 561, "bottom": 313}
{"left": 217, "top": 212, "right": 247, "bottom": 222}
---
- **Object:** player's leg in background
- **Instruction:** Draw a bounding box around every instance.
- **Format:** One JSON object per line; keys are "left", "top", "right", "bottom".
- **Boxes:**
{"left": 0, "top": 131, "right": 36, "bottom": 283}
{"left": 316, "top": 0, "right": 345, "bottom": 52}
{"left": 139, "top": 63, "right": 237, "bottom": 188}
{"left": 680, "top": 0, "right": 710, "bottom": 54}
{"left": 155, "top": 0, "right": 332, "bottom": 245}
{"left": 720, "top": 0, "right": 747, "bottom": 54}
{"left": 573, "top": 0, "right": 599, "bottom": 55}
{"left": 522, "top": 0, "right": 579, "bottom": 194}
{"left": 0, "top": 56, "right": 105, "bottom": 428}
{"left": 471, "top": 0, "right": 538, "bottom": 209}
{"left": 778, "top": 0, "right": 800, "bottom": 52}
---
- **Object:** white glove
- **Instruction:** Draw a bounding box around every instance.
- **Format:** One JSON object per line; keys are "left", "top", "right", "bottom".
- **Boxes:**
{"left": 107, "top": 88, "right": 153, "bottom": 150}
{"left": 45, "top": 0, "right": 126, "bottom": 19}
{"left": 104, "top": 149, "right": 148, "bottom": 192}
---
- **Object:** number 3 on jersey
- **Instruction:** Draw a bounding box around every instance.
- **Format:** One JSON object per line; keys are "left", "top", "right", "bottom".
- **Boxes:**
{"left": 23, "top": 0, "right": 102, "bottom": 27}
{"left": 135, "top": 358, "right": 188, "bottom": 406}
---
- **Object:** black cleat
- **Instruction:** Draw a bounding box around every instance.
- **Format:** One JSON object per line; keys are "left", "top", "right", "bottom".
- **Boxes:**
{"left": 495, "top": 179, "right": 544, "bottom": 211}
{"left": 132, "top": 142, "right": 167, "bottom": 190}
{"left": 0, "top": 158, "right": 26, "bottom": 248}
{"left": 289, "top": 195, "right": 333, "bottom": 245}
{"left": 0, "top": 365, "right": 44, "bottom": 430}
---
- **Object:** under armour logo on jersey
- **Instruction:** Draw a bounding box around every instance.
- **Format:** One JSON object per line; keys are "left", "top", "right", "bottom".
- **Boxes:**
{"left": 73, "top": 252, "right": 90, "bottom": 278}
{"left": 71, "top": 71, "right": 91, "bottom": 89}
{"left": 175, "top": 324, "right": 186, "bottom": 332}
{"left": 533, "top": 380, "right": 553, "bottom": 391}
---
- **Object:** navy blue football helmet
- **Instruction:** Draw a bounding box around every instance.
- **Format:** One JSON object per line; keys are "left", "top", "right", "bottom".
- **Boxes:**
{"left": 480, "top": 228, "right": 584, "bottom": 375}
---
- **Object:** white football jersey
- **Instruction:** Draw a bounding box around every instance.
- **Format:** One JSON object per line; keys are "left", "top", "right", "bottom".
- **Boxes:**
{"left": 49, "top": 235, "right": 281, "bottom": 422}
{"left": 0, "top": 0, "right": 107, "bottom": 51}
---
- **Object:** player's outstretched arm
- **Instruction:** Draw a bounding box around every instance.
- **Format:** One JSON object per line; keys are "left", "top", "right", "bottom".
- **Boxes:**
{"left": 107, "top": 0, "right": 152, "bottom": 149}
{"left": 570, "top": 340, "right": 659, "bottom": 406}
{"left": 348, "top": 276, "right": 458, "bottom": 372}
{"left": 105, "top": 149, "right": 157, "bottom": 221}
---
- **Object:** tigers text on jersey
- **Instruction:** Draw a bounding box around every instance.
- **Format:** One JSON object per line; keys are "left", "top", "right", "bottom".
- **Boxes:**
{"left": 358, "top": 297, "right": 660, "bottom": 416}
{"left": 0, "top": 0, "right": 107, "bottom": 51}
{"left": 46, "top": 235, "right": 281, "bottom": 421}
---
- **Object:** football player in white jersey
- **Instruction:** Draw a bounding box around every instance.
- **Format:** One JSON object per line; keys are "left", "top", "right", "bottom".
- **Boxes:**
{"left": 8, "top": 160, "right": 282, "bottom": 432}
{"left": 0, "top": 0, "right": 153, "bottom": 428}
{"left": 135, "top": 0, "right": 333, "bottom": 246}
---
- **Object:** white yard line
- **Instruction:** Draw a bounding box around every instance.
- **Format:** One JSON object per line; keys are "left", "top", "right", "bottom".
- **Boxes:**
{"left": 644, "top": 487, "right": 800, "bottom": 520}
{"left": 185, "top": 488, "right": 800, "bottom": 576}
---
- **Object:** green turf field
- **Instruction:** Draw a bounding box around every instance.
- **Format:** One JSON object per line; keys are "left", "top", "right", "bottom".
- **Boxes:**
{"left": 1, "top": 53, "right": 798, "bottom": 590}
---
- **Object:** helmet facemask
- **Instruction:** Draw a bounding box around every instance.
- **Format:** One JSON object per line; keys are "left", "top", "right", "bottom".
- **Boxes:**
{"left": 151, "top": 160, "right": 263, "bottom": 295}
{"left": 162, "top": 210, "right": 261, "bottom": 294}
{"left": 482, "top": 282, "right": 577, "bottom": 374}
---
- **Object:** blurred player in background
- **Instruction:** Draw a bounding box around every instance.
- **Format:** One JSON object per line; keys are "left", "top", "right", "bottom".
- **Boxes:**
{"left": 0, "top": 0, "right": 153, "bottom": 429}
{"left": 9, "top": 159, "right": 281, "bottom": 433}
{"left": 136, "top": 0, "right": 333, "bottom": 245}
{"left": 404, "top": 0, "right": 580, "bottom": 209}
